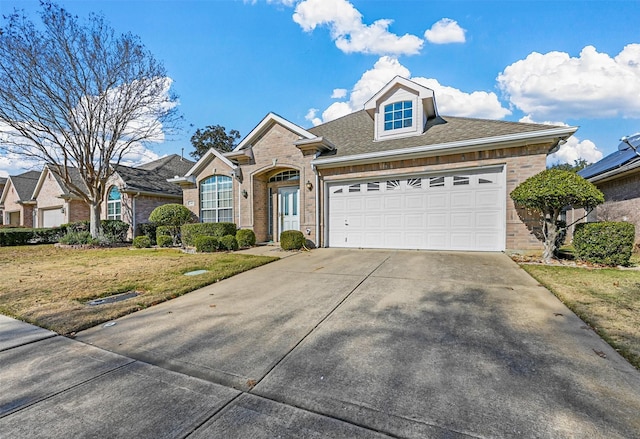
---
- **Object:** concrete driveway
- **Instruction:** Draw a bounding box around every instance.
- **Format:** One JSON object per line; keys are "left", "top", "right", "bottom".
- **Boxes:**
{"left": 2, "top": 249, "right": 640, "bottom": 438}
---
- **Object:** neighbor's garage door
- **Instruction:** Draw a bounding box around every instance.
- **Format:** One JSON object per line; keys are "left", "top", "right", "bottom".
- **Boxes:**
{"left": 327, "top": 167, "right": 505, "bottom": 251}
{"left": 41, "top": 208, "right": 65, "bottom": 228}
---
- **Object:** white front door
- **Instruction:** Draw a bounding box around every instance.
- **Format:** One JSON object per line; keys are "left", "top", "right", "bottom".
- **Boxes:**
{"left": 278, "top": 186, "right": 300, "bottom": 234}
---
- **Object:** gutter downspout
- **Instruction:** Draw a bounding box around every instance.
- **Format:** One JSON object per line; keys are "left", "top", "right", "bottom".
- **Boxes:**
{"left": 312, "top": 152, "right": 320, "bottom": 247}
{"left": 132, "top": 192, "right": 141, "bottom": 237}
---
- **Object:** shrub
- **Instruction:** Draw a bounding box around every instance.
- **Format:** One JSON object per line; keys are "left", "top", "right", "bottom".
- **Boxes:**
{"left": 219, "top": 234, "right": 239, "bottom": 251}
{"left": 156, "top": 225, "right": 172, "bottom": 239}
{"left": 59, "top": 231, "right": 98, "bottom": 245}
{"left": 101, "top": 219, "right": 129, "bottom": 243}
{"left": 181, "top": 222, "right": 237, "bottom": 247}
{"left": 132, "top": 235, "right": 151, "bottom": 249}
{"left": 573, "top": 221, "right": 635, "bottom": 266}
{"left": 156, "top": 235, "right": 173, "bottom": 248}
{"left": 149, "top": 204, "right": 195, "bottom": 245}
{"left": 194, "top": 235, "right": 219, "bottom": 253}
{"left": 61, "top": 220, "right": 90, "bottom": 234}
{"left": 280, "top": 230, "right": 305, "bottom": 250}
{"left": 0, "top": 228, "right": 34, "bottom": 246}
{"left": 0, "top": 227, "right": 64, "bottom": 246}
{"left": 236, "top": 229, "right": 256, "bottom": 248}
{"left": 135, "top": 222, "right": 158, "bottom": 245}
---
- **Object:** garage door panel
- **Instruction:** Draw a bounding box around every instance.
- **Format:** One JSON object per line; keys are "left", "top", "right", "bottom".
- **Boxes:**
{"left": 476, "top": 211, "right": 501, "bottom": 228}
{"left": 476, "top": 189, "right": 501, "bottom": 207}
{"left": 427, "top": 213, "right": 447, "bottom": 227}
{"left": 405, "top": 214, "right": 425, "bottom": 228}
{"left": 450, "top": 212, "right": 474, "bottom": 228}
{"left": 451, "top": 192, "right": 474, "bottom": 209}
{"left": 328, "top": 167, "right": 505, "bottom": 251}
{"left": 405, "top": 194, "right": 425, "bottom": 209}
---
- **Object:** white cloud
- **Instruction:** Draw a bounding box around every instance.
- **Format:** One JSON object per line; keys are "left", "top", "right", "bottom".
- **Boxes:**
{"left": 424, "top": 18, "right": 466, "bottom": 44}
{"left": 305, "top": 108, "right": 322, "bottom": 126}
{"left": 548, "top": 136, "right": 603, "bottom": 166}
{"left": 292, "top": 0, "right": 423, "bottom": 56}
{"left": 519, "top": 116, "right": 604, "bottom": 165}
{"left": 331, "top": 88, "right": 347, "bottom": 99}
{"left": 310, "top": 56, "right": 510, "bottom": 124}
{"left": 412, "top": 77, "right": 510, "bottom": 119}
{"left": 498, "top": 44, "right": 640, "bottom": 120}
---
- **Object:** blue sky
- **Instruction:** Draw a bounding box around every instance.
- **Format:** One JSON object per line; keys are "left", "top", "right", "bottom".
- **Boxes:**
{"left": 1, "top": 0, "right": 640, "bottom": 176}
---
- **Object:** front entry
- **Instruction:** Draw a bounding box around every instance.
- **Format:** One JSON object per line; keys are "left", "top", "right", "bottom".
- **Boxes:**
{"left": 278, "top": 186, "right": 300, "bottom": 235}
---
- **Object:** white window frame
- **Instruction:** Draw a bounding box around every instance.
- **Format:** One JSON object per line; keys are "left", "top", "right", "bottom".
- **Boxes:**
{"left": 106, "top": 186, "right": 122, "bottom": 221}
{"left": 200, "top": 175, "right": 233, "bottom": 223}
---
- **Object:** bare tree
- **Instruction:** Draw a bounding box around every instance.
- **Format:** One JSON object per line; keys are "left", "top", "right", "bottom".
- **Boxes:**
{"left": 0, "top": 2, "right": 180, "bottom": 237}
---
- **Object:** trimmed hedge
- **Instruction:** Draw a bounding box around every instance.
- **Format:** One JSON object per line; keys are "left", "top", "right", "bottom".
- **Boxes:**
{"left": 132, "top": 235, "right": 151, "bottom": 248}
{"left": 135, "top": 223, "right": 158, "bottom": 245}
{"left": 101, "top": 219, "right": 129, "bottom": 242}
{"left": 181, "top": 222, "right": 237, "bottom": 247}
{"left": 194, "top": 235, "right": 219, "bottom": 253}
{"left": 0, "top": 227, "right": 63, "bottom": 246}
{"left": 219, "top": 234, "right": 239, "bottom": 251}
{"left": 280, "top": 230, "right": 305, "bottom": 250}
{"left": 236, "top": 229, "right": 256, "bottom": 248}
{"left": 573, "top": 221, "right": 635, "bottom": 266}
{"left": 156, "top": 235, "right": 173, "bottom": 248}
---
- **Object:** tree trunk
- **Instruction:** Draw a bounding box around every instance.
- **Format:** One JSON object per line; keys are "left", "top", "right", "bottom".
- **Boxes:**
{"left": 89, "top": 202, "right": 102, "bottom": 238}
{"left": 542, "top": 218, "right": 558, "bottom": 263}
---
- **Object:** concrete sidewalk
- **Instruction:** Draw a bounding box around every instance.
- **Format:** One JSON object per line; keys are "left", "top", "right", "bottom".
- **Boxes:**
{"left": 2, "top": 249, "right": 640, "bottom": 438}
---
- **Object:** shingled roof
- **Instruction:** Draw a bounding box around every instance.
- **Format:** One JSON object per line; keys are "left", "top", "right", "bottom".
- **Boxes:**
{"left": 9, "top": 170, "right": 41, "bottom": 202}
{"left": 113, "top": 154, "right": 194, "bottom": 197}
{"left": 137, "top": 154, "right": 194, "bottom": 177}
{"left": 47, "top": 167, "right": 90, "bottom": 198}
{"left": 309, "top": 110, "right": 566, "bottom": 159}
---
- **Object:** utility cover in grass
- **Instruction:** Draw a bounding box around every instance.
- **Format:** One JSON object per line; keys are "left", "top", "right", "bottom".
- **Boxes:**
{"left": 87, "top": 291, "right": 140, "bottom": 306}
{"left": 184, "top": 269, "right": 208, "bottom": 276}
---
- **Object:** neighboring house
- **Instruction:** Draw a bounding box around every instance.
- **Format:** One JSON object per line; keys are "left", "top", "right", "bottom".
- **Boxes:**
{"left": 576, "top": 146, "right": 640, "bottom": 243}
{"left": 31, "top": 165, "right": 91, "bottom": 228}
{"left": 0, "top": 177, "right": 6, "bottom": 224}
{"left": 105, "top": 154, "right": 194, "bottom": 236}
{"left": 0, "top": 171, "right": 40, "bottom": 227}
{"left": 173, "top": 76, "right": 576, "bottom": 252}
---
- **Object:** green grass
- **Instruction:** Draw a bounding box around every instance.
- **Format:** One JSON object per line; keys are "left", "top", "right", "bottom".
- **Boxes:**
{"left": 521, "top": 263, "right": 640, "bottom": 369}
{"left": 0, "top": 245, "right": 278, "bottom": 334}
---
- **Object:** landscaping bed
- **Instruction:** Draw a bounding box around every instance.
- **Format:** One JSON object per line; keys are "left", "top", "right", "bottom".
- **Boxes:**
{"left": 0, "top": 245, "right": 277, "bottom": 335}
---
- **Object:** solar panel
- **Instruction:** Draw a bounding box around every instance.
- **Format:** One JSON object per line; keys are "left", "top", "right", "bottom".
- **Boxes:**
{"left": 579, "top": 148, "right": 639, "bottom": 179}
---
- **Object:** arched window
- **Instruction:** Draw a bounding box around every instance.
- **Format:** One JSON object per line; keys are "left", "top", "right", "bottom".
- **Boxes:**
{"left": 107, "top": 186, "right": 122, "bottom": 220}
{"left": 200, "top": 175, "right": 233, "bottom": 223}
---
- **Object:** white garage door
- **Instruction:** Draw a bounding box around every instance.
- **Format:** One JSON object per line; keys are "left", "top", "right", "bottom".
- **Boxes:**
{"left": 42, "top": 208, "right": 65, "bottom": 228}
{"left": 327, "top": 167, "right": 505, "bottom": 251}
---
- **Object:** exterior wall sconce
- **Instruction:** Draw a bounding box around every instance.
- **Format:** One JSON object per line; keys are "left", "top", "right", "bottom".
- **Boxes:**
{"left": 241, "top": 189, "right": 248, "bottom": 198}
{"left": 305, "top": 180, "right": 313, "bottom": 191}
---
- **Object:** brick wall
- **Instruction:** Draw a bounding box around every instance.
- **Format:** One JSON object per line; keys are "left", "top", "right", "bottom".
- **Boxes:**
{"left": 2, "top": 181, "right": 34, "bottom": 227}
{"left": 594, "top": 172, "right": 640, "bottom": 243}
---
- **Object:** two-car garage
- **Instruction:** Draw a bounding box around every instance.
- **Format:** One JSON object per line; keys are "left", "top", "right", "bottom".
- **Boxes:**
{"left": 327, "top": 166, "right": 506, "bottom": 252}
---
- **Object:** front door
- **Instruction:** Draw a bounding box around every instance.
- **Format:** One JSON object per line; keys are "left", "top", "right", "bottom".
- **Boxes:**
{"left": 278, "top": 187, "right": 300, "bottom": 235}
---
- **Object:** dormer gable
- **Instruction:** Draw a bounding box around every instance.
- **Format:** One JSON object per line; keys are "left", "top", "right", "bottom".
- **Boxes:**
{"left": 364, "top": 76, "right": 438, "bottom": 141}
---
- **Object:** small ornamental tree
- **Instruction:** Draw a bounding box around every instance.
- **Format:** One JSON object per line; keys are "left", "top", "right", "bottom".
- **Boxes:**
{"left": 148, "top": 204, "right": 194, "bottom": 245}
{"left": 510, "top": 169, "right": 604, "bottom": 263}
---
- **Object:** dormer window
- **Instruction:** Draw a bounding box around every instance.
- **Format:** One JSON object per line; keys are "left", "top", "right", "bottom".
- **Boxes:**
{"left": 384, "top": 101, "right": 413, "bottom": 131}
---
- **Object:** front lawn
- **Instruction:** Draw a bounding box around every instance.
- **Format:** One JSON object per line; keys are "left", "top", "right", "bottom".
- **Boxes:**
{"left": 0, "top": 245, "right": 277, "bottom": 334}
{"left": 522, "top": 264, "right": 640, "bottom": 369}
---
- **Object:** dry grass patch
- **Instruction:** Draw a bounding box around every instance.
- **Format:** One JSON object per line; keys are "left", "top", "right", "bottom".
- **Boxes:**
{"left": 522, "top": 264, "right": 640, "bottom": 369}
{"left": 0, "top": 245, "right": 277, "bottom": 334}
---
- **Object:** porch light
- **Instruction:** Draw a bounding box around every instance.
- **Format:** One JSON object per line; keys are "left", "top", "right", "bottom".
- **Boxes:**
{"left": 241, "top": 189, "right": 248, "bottom": 198}
{"left": 305, "top": 180, "right": 313, "bottom": 191}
